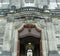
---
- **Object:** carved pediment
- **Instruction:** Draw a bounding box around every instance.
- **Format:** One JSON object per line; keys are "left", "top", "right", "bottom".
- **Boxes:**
{"left": 18, "top": 24, "right": 41, "bottom": 38}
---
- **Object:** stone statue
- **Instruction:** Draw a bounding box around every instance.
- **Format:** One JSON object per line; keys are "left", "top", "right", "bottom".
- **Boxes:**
{"left": 26, "top": 42, "right": 34, "bottom": 50}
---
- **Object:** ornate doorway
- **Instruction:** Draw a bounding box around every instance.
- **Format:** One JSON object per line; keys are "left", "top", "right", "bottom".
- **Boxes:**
{"left": 17, "top": 24, "right": 43, "bottom": 56}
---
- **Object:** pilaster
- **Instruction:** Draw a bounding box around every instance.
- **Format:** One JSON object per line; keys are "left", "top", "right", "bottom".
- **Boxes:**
{"left": 12, "top": 30, "right": 18, "bottom": 56}
{"left": 46, "top": 22, "right": 59, "bottom": 56}
{"left": 3, "top": 22, "right": 13, "bottom": 51}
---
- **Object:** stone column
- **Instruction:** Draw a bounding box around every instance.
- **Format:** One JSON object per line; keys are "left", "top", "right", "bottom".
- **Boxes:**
{"left": 41, "top": 28, "right": 48, "bottom": 56}
{"left": 34, "top": 0, "right": 38, "bottom": 7}
{"left": 35, "top": 22, "right": 48, "bottom": 56}
{"left": 21, "top": 0, "right": 25, "bottom": 7}
{"left": 3, "top": 22, "right": 13, "bottom": 51}
{"left": 1, "top": 22, "right": 13, "bottom": 56}
{"left": 46, "top": 22, "right": 57, "bottom": 51}
{"left": 46, "top": 22, "right": 58, "bottom": 56}
{"left": 12, "top": 22, "right": 24, "bottom": 56}
{"left": 12, "top": 30, "right": 18, "bottom": 56}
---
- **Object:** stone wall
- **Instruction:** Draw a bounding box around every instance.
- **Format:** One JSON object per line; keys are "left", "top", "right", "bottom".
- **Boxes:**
{"left": 0, "top": 16, "right": 60, "bottom": 56}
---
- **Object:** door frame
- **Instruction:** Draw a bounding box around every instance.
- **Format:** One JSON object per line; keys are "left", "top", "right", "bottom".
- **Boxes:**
{"left": 17, "top": 24, "right": 43, "bottom": 56}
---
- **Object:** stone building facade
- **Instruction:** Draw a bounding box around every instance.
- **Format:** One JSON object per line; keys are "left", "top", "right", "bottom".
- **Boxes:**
{"left": 0, "top": 0, "right": 60, "bottom": 56}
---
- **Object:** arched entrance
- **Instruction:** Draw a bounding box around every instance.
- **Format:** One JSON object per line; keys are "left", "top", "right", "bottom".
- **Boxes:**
{"left": 17, "top": 24, "right": 43, "bottom": 56}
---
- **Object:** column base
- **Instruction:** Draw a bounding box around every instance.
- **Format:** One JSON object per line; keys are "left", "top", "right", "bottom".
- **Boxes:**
{"left": 0, "top": 51, "right": 12, "bottom": 56}
{"left": 48, "top": 51, "right": 60, "bottom": 56}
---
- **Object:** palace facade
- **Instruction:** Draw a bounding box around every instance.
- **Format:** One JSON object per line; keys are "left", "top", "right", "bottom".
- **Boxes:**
{"left": 0, "top": 0, "right": 60, "bottom": 56}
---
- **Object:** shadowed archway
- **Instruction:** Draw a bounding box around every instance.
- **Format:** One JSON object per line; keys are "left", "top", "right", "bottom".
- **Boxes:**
{"left": 17, "top": 24, "right": 43, "bottom": 56}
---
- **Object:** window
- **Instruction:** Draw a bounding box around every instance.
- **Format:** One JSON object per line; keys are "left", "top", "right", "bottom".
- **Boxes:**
{"left": 56, "top": 36, "right": 60, "bottom": 38}
{"left": 24, "top": 0, "right": 35, "bottom": 7}
{"left": 57, "top": 45, "right": 60, "bottom": 50}
{"left": 0, "top": 0, "right": 9, "bottom": 8}
{"left": 25, "top": 0, "right": 34, "bottom": 3}
{"left": 57, "top": 45, "right": 60, "bottom": 54}
{"left": 57, "top": 0, "right": 60, "bottom": 2}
